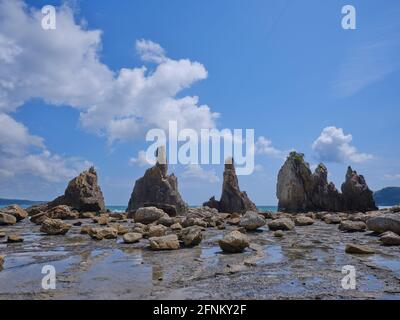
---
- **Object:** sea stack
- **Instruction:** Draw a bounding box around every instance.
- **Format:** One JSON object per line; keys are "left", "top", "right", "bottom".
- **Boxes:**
{"left": 276, "top": 152, "right": 376, "bottom": 213}
{"left": 48, "top": 167, "right": 106, "bottom": 213}
{"left": 341, "top": 166, "right": 377, "bottom": 212}
{"left": 203, "top": 158, "right": 257, "bottom": 214}
{"left": 127, "top": 147, "right": 188, "bottom": 216}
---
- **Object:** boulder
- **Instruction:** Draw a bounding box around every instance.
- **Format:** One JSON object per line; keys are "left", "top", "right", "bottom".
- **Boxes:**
{"left": 123, "top": 232, "right": 143, "bottom": 244}
{"left": 239, "top": 211, "right": 266, "bottom": 231}
{"left": 339, "top": 220, "right": 366, "bottom": 232}
{"left": 0, "top": 255, "right": 4, "bottom": 269}
{"left": 133, "top": 207, "right": 166, "bottom": 225}
{"left": 45, "top": 205, "right": 79, "bottom": 220}
{"left": 218, "top": 230, "right": 250, "bottom": 253}
{"left": 47, "top": 167, "right": 106, "bottom": 213}
{"left": 182, "top": 217, "right": 207, "bottom": 228}
{"left": 202, "top": 196, "right": 221, "bottom": 211}
{"left": 88, "top": 227, "right": 118, "bottom": 240}
{"left": 181, "top": 226, "right": 203, "bottom": 247}
{"left": 366, "top": 214, "right": 400, "bottom": 235}
{"left": 268, "top": 218, "right": 295, "bottom": 231}
{"left": 127, "top": 147, "right": 188, "bottom": 215}
{"left": 7, "top": 234, "right": 23, "bottom": 243}
{"left": 26, "top": 203, "right": 48, "bottom": 216}
{"left": 30, "top": 212, "right": 48, "bottom": 225}
{"left": 0, "top": 212, "right": 17, "bottom": 225}
{"left": 324, "top": 214, "right": 341, "bottom": 225}
{"left": 380, "top": 231, "right": 400, "bottom": 246}
{"left": 148, "top": 225, "right": 168, "bottom": 237}
{"left": 80, "top": 225, "right": 93, "bottom": 234}
{"left": 345, "top": 243, "right": 375, "bottom": 254}
{"left": 341, "top": 167, "right": 377, "bottom": 212}
{"left": 157, "top": 216, "right": 175, "bottom": 227}
{"left": 149, "top": 234, "right": 180, "bottom": 250}
{"left": 0, "top": 205, "right": 28, "bottom": 222}
{"left": 294, "top": 216, "right": 314, "bottom": 226}
{"left": 40, "top": 219, "right": 71, "bottom": 235}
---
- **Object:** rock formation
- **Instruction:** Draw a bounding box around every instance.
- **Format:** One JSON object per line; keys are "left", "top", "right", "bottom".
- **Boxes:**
{"left": 277, "top": 152, "right": 377, "bottom": 213}
{"left": 48, "top": 167, "right": 106, "bottom": 213}
{"left": 341, "top": 167, "right": 378, "bottom": 212}
{"left": 127, "top": 147, "right": 188, "bottom": 216}
{"left": 203, "top": 158, "right": 257, "bottom": 214}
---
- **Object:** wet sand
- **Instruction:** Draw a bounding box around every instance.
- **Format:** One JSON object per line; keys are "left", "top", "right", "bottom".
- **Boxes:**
{"left": 1, "top": 218, "right": 400, "bottom": 300}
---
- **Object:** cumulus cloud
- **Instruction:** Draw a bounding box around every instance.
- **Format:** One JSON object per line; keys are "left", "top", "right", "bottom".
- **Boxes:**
{"left": 182, "top": 164, "right": 219, "bottom": 183}
{"left": 312, "top": 126, "right": 373, "bottom": 163}
{"left": 0, "top": 113, "right": 90, "bottom": 181}
{"left": 255, "top": 136, "right": 284, "bottom": 158}
{"left": 0, "top": 0, "right": 218, "bottom": 143}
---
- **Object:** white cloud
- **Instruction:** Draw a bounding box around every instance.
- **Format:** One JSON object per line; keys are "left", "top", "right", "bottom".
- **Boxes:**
{"left": 0, "top": 0, "right": 218, "bottom": 143}
{"left": 253, "top": 164, "right": 264, "bottom": 172}
{"left": 0, "top": 113, "right": 90, "bottom": 181}
{"left": 312, "top": 126, "right": 373, "bottom": 164}
{"left": 384, "top": 174, "right": 400, "bottom": 180}
{"left": 136, "top": 39, "right": 166, "bottom": 64}
{"left": 129, "top": 150, "right": 154, "bottom": 167}
{"left": 182, "top": 164, "right": 219, "bottom": 183}
{"left": 255, "top": 136, "right": 284, "bottom": 158}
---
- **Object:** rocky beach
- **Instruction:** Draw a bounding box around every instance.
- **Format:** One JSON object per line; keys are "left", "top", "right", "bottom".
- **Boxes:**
{"left": 1, "top": 152, "right": 400, "bottom": 300}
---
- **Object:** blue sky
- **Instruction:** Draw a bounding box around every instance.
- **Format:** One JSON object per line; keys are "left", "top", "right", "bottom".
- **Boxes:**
{"left": 0, "top": 0, "right": 399, "bottom": 205}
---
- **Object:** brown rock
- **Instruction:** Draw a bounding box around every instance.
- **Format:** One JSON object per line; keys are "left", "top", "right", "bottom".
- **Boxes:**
{"left": 47, "top": 167, "right": 106, "bottom": 213}
{"left": 268, "top": 218, "right": 295, "bottom": 231}
{"left": 133, "top": 207, "right": 166, "bottom": 225}
{"left": 181, "top": 226, "right": 203, "bottom": 247}
{"left": 0, "top": 212, "right": 17, "bottom": 225}
{"left": 88, "top": 227, "right": 118, "bottom": 240}
{"left": 149, "top": 234, "right": 180, "bottom": 250}
{"left": 380, "top": 231, "right": 400, "bottom": 246}
{"left": 0, "top": 205, "right": 28, "bottom": 222}
{"left": 40, "top": 219, "right": 71, "bottom": 235}
{"left": 45, "top": 205, "right": 79, "bottom": 220}
{"left": 218, "top": 230, "right": 250, "bottom": 253}
{"left": 148, "top": 225, "right": 168, "bottom": 237}
{"left": 345, "top": 243, "right": 375, "bottom": 254}
{"left": 294, "top": 216, "right": 314, "bottom": 226}
{"left": 127, "top": 147, "right": 188, "bottom": 215}
{"left": 7, "top": 234, "right": 23, "bottom": 243}
{"left": 123, "top": 232, "right": 143, "bottom": 244}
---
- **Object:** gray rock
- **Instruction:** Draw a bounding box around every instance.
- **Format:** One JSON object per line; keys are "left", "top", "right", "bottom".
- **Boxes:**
{"left": 40, "top": 219, "right": 71, "bottom": 235}
{"left": 218, "top": 230, "right": 250, "bottom": 253}
{"left": 294, "top": 216, "right": 315, "bottom": 226}
{"left": 366, "top": 214, "right": 400, "bottom": 235}
{"left": 133, "top": 207, "right": 166, "bottom": 225}
{"left": 239, "top": 211, "right": 266, "bottom": 231}
{"left": 339, "top": 220, "right": 367, "bottom": 232}
{"left": 181, "top": 226, "right": 203, "bottom": 247}
{"left": 324, "top": 214, "right": 341, "bottom": 225}
{"left": 123, "top": 232, "right": 143, "bottom": 244}
{"left": 268, "top": 218, "right": 295, "bottom": 231}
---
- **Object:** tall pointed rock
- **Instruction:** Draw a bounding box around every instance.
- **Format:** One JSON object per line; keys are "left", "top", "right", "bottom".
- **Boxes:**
{"left": 127, "top": 147, "right": 188, "bottom": 216}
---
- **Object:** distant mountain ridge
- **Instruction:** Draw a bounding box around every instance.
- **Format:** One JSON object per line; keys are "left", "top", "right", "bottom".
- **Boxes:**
{"left": 0, "top": 198, "right": 45, "bottom": 206}
{"left": 374, "top": 187, "right": 400, "bottom": 206}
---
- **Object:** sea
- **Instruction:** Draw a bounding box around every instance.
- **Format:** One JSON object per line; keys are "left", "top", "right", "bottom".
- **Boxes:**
{"left": 0, "top": 204, "right": 279, "bottom": 213}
